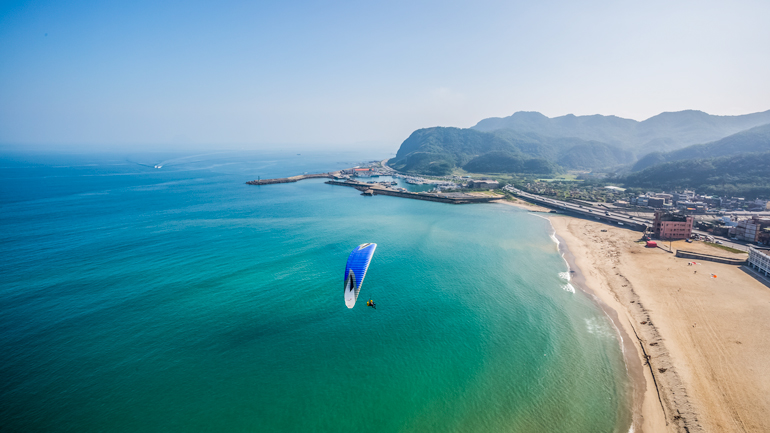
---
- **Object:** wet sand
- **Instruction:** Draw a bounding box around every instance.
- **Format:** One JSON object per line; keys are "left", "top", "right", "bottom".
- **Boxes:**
{"left": 494, "top": 198, "right": 551, "bottom": 213}
{"left": 549, "top": 215, "right": 770, "bottom": 433}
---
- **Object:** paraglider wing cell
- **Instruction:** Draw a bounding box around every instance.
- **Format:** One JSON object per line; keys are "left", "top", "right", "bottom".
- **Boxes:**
{"left": 344, "top": 243, "right": 377, "bottom": 308}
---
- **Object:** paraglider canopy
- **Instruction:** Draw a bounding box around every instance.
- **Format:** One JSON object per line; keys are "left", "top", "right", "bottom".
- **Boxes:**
{"left": 344, "top": 243, "right": 377, "bottom": 308}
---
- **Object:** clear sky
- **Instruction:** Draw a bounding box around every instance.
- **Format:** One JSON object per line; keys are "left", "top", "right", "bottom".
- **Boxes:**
{"left": 1, "top": 0, "right": 768, "bottom": 151}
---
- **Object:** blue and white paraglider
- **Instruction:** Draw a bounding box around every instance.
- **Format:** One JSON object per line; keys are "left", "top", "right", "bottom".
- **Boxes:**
{"left": 344, "top": 243, "right": 377, "bottom": 308}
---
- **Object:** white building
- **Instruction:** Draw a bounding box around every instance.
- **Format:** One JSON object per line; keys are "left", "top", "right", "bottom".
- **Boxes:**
{"left": 748, "top": 247, "right": 770, "bottom": 278}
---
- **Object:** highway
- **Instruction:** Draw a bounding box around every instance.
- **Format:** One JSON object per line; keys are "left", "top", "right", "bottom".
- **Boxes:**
{"left": 504, "top": 186, "right": 758, "bottom": 252}
{"left": 504, "top": 186, "right": 651, "bottom": 230}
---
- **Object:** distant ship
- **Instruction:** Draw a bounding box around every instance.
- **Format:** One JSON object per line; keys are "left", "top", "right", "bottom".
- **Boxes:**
{"left": 154, "top": 165, "right": 162, "bottom": 169}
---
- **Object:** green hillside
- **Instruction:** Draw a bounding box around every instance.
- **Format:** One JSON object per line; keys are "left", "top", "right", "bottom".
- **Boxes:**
{"left": 391, "top": 110, "right": 770, "bottom": 177}
{"left": 621, "top": 152, "right": 770, "bottom": 199}
{"left": 390, "top": 126, "right": 633, "bottom": 175}
{"left": 632, "top": 123, "right": 770, "bottom": 171}
{"left": 463, "top": 151, "right": 560, "bottom": 174}
{"left": 473, "top": 110, "right": 770, "bottom": 153}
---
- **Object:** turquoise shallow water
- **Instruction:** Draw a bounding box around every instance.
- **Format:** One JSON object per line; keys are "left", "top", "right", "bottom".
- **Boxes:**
{"left": 0, "top": 150, "right": 632, "bottom": 432}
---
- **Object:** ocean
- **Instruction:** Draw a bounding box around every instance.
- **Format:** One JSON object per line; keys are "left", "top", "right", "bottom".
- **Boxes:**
{"left": 0, "top": 150, "right": 632, "bottom": 432}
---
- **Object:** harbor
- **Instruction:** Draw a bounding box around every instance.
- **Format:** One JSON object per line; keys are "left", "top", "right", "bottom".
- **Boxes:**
{"left": 247, "top": 170, "right": 503, "bottom": 204}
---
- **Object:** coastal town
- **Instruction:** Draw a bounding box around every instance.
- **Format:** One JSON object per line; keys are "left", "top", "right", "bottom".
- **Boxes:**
{"left": 247, "top": 158, "right": 770, "bottom": 285}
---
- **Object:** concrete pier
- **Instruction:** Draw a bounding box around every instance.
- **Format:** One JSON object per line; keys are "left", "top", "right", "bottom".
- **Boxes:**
{"left": 246, "top": 173, "right": 335, "bottom": 185}
{"left": 247, "top": 172, "right": 503, "bottom": 204}
{"left": 324, "top": 180, "right": 499, "bottom": 204}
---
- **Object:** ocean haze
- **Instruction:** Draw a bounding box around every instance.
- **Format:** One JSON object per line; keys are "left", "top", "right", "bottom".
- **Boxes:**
{"left": 1, "top": 1, "right": 769, "bottom": 149}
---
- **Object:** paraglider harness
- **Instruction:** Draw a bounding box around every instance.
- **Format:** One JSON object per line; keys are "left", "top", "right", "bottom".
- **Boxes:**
{"left": 366, "top": 300, "right": 376, "bottom": 309}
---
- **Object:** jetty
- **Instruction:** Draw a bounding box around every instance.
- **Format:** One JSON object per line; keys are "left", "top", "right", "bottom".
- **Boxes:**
{"left": 246, "top": 173, "right": 336, "bottom": 185}
{"left": 247, "top": 172, "right": 502, "bottom": 204}
{"left": 325, "top": 180, "right": 500, "bottom": 204}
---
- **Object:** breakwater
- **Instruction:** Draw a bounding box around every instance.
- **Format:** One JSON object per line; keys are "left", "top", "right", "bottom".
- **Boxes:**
{"left": 325, "top": 180, "right": 499, "bottom": 204}
{"left": 247, "top": 172, "right": 502, "bottom": 204}
{"left": 675, "top": 249, "right": 748, "bottom": 265}
{"left": 246, "top": 173, "right": 334, "bottom": 185}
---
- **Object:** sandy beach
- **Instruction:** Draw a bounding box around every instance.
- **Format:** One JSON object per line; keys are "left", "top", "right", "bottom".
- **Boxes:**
{"left": 548, "top": 215, "right": 770, "bottom": 433}
{"left": 495, "top": 197, "right": 551, "bottom": 213}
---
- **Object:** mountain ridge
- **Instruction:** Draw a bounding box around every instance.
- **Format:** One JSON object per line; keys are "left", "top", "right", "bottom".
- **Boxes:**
{"left": 632, "top": 123, "right": 770, "bottom": 171}
{"left": 472, "top": 109, "right": 770, "bottom": 152}
{"left": 390, "top": 109, "right": 770, "bottom": 176}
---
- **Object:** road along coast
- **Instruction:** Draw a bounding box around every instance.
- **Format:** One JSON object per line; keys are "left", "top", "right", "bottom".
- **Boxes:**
{"left": 549, "top": 215, "right": 770, "bottom": 433}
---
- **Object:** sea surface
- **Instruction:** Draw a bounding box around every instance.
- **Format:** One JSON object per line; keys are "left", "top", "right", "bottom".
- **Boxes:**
{"left": 0, "top": 150, "right": 632, "bottom": 432}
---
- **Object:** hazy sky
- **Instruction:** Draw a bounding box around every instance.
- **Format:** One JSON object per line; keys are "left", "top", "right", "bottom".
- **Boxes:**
{"left": 1, "top": 0, "right": 768, "bottom": 151}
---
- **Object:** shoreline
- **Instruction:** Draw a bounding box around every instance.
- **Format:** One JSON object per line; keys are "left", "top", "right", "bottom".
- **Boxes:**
{"left": 494, "top": 198, "right": 551, "bottom": 213}
{"left": 548, "top": 225, "right": 662, "bottom": 433}
{"left": 547, "top": 215, "right": 694, "bottom": 433}
{"left": 545, "top": 214, "right": 770, "bottom": 433}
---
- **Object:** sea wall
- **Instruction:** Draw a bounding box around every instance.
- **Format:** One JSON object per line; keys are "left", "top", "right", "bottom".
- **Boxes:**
{"left": 675, "top": 249, "right": 747, "bottom": 265}
{"left": 246, "top": 173, "right": 333, "bottom": 185}
{"left": 324, "top": 180, "right": 497, "bottom": 204}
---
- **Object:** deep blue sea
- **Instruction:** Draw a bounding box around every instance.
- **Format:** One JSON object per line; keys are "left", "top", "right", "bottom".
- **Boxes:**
{"left": 0, "top": 150, "right": 632, "bottom": 432}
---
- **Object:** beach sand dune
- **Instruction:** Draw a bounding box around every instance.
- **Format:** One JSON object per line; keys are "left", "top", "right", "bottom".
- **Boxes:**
{"left": 550, "top": 216, "right": 770, "bottom": 433}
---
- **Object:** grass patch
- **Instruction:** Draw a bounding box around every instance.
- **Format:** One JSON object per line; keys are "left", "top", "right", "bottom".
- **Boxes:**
{"left": 537, "top": 173, "right": 581, "bottom": 182}
{"left": 704, "top": 242, "right": 747, "bottom": 254}
{"left": 466, "top": 190, "right": 503, "bottom": 197}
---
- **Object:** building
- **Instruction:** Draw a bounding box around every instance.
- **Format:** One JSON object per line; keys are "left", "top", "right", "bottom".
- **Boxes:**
{"left": 748, "top": 247, "right": 770, "bottom": 278}
{"left": 647, "top": 197, "right": 665, "bottom": 208}
{"left": 749, "top": 198, "right": 769, "bottom": 211}
{"left": 653, "top": 211, "right": 694, "bottom": 240}
{"left": 673, "top": 190, "right": 696, "bottom": 204}
{"left": 732, "top": 216, "right": 770, "bottom": 243}
{"left": 734, "top": 219, "right": 760, "bottom": 242}
{"left": 702, "top": 196, "right": 723, "bottom": 208}
{"left": 467, "top": 180, "right": 499, "bottom": 189}
{"left": 677, "top": 201, "right": 707, "bottom": 214}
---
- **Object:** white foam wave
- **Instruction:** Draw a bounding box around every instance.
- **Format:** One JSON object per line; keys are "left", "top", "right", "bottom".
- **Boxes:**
{"left": 549, "top": 232, "right": 560, "bottom": 247}
{"left": 542, "top": 218, "right": 574, "bottom": 295}
{"left": 585, "top": 317, "right": 616, "bottom": 339}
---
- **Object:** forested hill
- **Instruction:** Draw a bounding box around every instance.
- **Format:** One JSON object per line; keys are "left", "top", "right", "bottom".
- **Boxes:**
{"left": 620, "top": 151, "right": 770, "bottom": 199}
{"left": 389, "top": 127, "right": 632, "bottom": 175}
{"left": 472, "top": 110, "right": 770, "bottom": 153}
{"left": 631, "top": 123, "right": 770, "bottom": 171}
{"left": 390, "top": 109, "right": 770, "bottom": 176}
